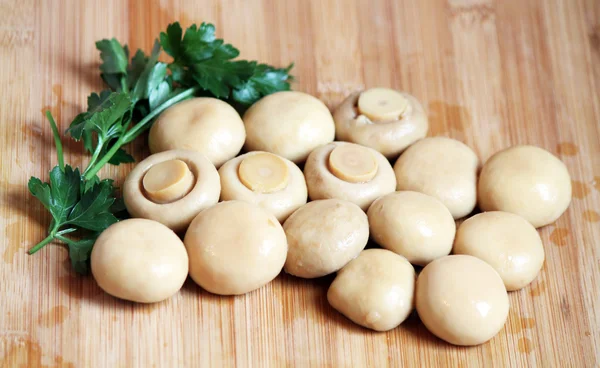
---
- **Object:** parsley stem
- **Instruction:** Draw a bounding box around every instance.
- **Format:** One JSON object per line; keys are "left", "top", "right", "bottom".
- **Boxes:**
{"left": 55, "top": 234, "right": 76, "bottom": 245}
{"left": 46, "top": 111, "right": 64, "bottom": 171}
{"left": 56, "top": 228, "right": 77, "bottom": 236}
{"left": 123, "top": 86, "right": 199, "bottom": 143}
{"left": 120, "top": 78, "right": 128, "bottom": 94}
{"left": 82, "top": 86, "right": 199, "bottom": 181}
{"left": 83, "top": 136, "right": 105, "bottom": 176}
{"left": 27, "top": 227, "right": 78, "bottom": 254}
{"left": 28, "top": 233, "right": 56, "bottom": 254}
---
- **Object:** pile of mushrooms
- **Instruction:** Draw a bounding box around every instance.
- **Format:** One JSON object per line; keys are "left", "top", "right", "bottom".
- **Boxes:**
{"left": 90, "top": 88, "right": 572, "bottom": 347}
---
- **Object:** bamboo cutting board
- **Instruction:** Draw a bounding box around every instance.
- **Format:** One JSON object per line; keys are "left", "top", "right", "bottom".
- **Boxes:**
{"left": 0, "top": 0, "right": 599, "bottom": 366}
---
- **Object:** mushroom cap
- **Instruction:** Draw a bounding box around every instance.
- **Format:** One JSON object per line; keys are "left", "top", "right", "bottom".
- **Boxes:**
{"left": 123, "top": 150, "right": 221, "bottom": 233}
{"left": 415, "top": 255, "right": 509, "bottom": 346}
{"left": 243, "top": 91, "right": 335, "bottom": 163}
{"left": 91, "top": 218, "right": 189, "bottom": 303}
{"left": 368, "top": 191, "right": 455, "bottom": 266}
{"left": 327, "top": 249, "right": 416, "bottom": 331}
{"left": 304, "top": 141, "right": 397, "bottom": 211}
{"left": 219, "top": 151, "right": 308, "bottom": 222}
{"left": 478, "top": 145, "right": 572, "bottom": 228}
{"left": 393, "top": 137, "right": 479, "bottom": 219}
{"left": 334, "top": 90, "right": 428, "bottom": 159}
{"left": 453, "top": 211, "right": 545, "bottom": 291}
{"left": 184, "top": 201, "right": 288, "bottom": 295}
{"left": 148, "top": 97, "right": 246, "bottom": 168}
{"left": 283, "top": 199, "right": 369, "bottom": 278}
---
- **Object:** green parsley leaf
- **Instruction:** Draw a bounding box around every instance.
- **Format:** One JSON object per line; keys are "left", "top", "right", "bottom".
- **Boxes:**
{"left": 87, "top": 90, "right": 113, "bottom": 111}
{"left": 67, "top": 179, "right": 118, "bottom": 232}
{"left": 67, "top": 236, "right": 96, "bottom": 275}
{"left": 96, "top": 38, "right": 129, "bottom": 74}
{"left": 28, "top": 166, "right": 81, "bottom": 226}
{"left": 107, "top": 147, "right": 135, "bottom": 165}
{"left": 67, "top": 92, "right": 132, "bottom": 154}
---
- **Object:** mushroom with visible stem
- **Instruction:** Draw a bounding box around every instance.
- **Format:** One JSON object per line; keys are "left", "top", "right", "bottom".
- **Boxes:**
{"left": 333, "top": 88, "right": 428, "bottom": 160}
{"left": 123, "top": 149, "right": 221, "bottom": 232}
{"left": 218, "top": 151, "right": 307, "bottom": 222}
{"left": 304, "top": 141, "right": 396, "bottom": 211}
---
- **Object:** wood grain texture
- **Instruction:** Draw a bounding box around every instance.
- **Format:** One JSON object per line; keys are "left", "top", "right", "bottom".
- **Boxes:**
{"left": 0, "top": 0, "right": 599, "bottom": 366}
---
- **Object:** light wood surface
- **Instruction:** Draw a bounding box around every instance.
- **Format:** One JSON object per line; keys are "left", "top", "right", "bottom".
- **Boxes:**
{"left": 1, "top": 0, "right": 599, "bottom": 366}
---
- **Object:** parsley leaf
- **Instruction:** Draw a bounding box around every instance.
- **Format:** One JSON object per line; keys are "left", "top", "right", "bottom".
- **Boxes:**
{"left": 67, "top": 179, "right": 118, "bottom": 231}
{"left": 67, "top": 236, "right": 97, "bottom": 274}
{"left": 29, "top": 166, "right": 80, "bottom": 225}
{"left": 159, "top": 22, "right": 292, "bottom": 106}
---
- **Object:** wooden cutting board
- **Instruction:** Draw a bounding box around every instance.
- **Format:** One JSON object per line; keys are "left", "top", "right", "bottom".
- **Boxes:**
{"left": 1, "top": 0, "right": 598, "bottom": 366}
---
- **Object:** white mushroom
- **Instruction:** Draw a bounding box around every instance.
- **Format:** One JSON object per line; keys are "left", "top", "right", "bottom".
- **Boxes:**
{"left": 123, "top": 150, "right": 221, "bottom": 232}
{"left": 334, "top": 88, "right": 428, "bottom": 159}
{"left": 304, "top": 142, "right": 396, "bottom": 211}
{"left": 478, "top": 145, "right": 572, "bottom": 228}
{"left": 243, "top": 91, "right": 335, "bottom": 163}
{"left": 415, "top": 255, "right": 509, "bottom": 346}
{"left": 91, "top": 219, "right": 189, "bottom": 303}
{"left": 148, "top": 97, "right": 246, "bottom": 167}
{"left": 219, "top": 151, "right": 307, "bottom": 222}
{"left": 393, "top": 137, "right": 479, "bottom": 219}
{"left": 184, "top": 201, "right": 287, "bottom": 295}
{"left": 283, "top": 199, "right": 369, "bottom": 278}
{"left": 327, "top": 249, "right": 416, "bottom": 332}
{"left": 368, "top": 191, "right": 455, "bottom": 266}
{"left": 453, "top": 211, "right": 545, "bottom": 291}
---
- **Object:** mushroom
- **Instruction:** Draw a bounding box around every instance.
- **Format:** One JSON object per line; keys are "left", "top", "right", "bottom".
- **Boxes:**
{"left": 123, "top": 150, "right": 221, "bottom": 232}
{"left": 368, "top": 191, "right": 455, "bottom": 266}
{"left": 91, "top": 219, "right": 189, "bottom": 303}
{"left": 243, "top": 91, "right": 335, "bottom": 163}
{"left": 415, "top": 255, "right": 509, "bottom": 346}
{"left": 478, "top": 145, "right": 572, "bottom": 228}
{"left": 333, "top": 88, "right": 428, "bottom": 159}
{"left": 184, "top": 201, "right": 287, "bottom": 295}
{"left": 304, "top": 141, "right": 396, "bottom": 211}
{"left": 148, "top": 97, "right": 246, "bottom": 167}
{"left": 453, "top": 211, "right": 545, "bottom": 291}
{"left": 283, "top": 199, "right": 369, "bottom": 278}
{"left": 219, "top": 151, "right": 308, "bottom": 222}
{"left": 393, "top": 137, "right": 479, "bottom": 219}
{"left": 327, "top": 249, "right": 416, "bottom": 332}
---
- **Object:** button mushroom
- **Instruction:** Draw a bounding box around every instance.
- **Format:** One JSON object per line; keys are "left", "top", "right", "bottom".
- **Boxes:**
{"left": 327, "top": 249, "right": 416, "bottom": 332}
{"left": 368, "top": 191, "right": 455, "bottom": 266}
{"left": 184, "top": 201, "right": 287, "bottom": 295}
{"left": 334, "top": 88, "right": 428, "bottom": 159}
{"left": 219, "top": 151, "right": 308, "bottom": 222}
{"left": 123, "top": 150, "right": 221, "bottom": 233}
{"left": 478, "top": 145, "right": 572, "bottom": 228}
{"left": 393, "top": 137, "right": 479, "bottom": 219}
{"left": 415, "top": 255, "right": 509, "bottom": 346}
{"left": 91, "top": 219, "right": 189, "bottom": 303}
{"left": 453, "top": 211, "right": 545, "bottom": 291}
{"left": 243, "top": 91, "right": 335, "bottom": 163}
{"left": 148, "top": 97, "right": 246, "bottom": 167}
{"left": 304, "top": 142, "right": 396, "bottom": 211}
{"left": 283, "top": 199, "right": 369, "bottom": 278}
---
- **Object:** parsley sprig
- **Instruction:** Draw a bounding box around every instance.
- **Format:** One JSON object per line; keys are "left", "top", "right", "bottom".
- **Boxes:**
{"left": 28, "top": 22, "right": 294, "bottom": 274}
